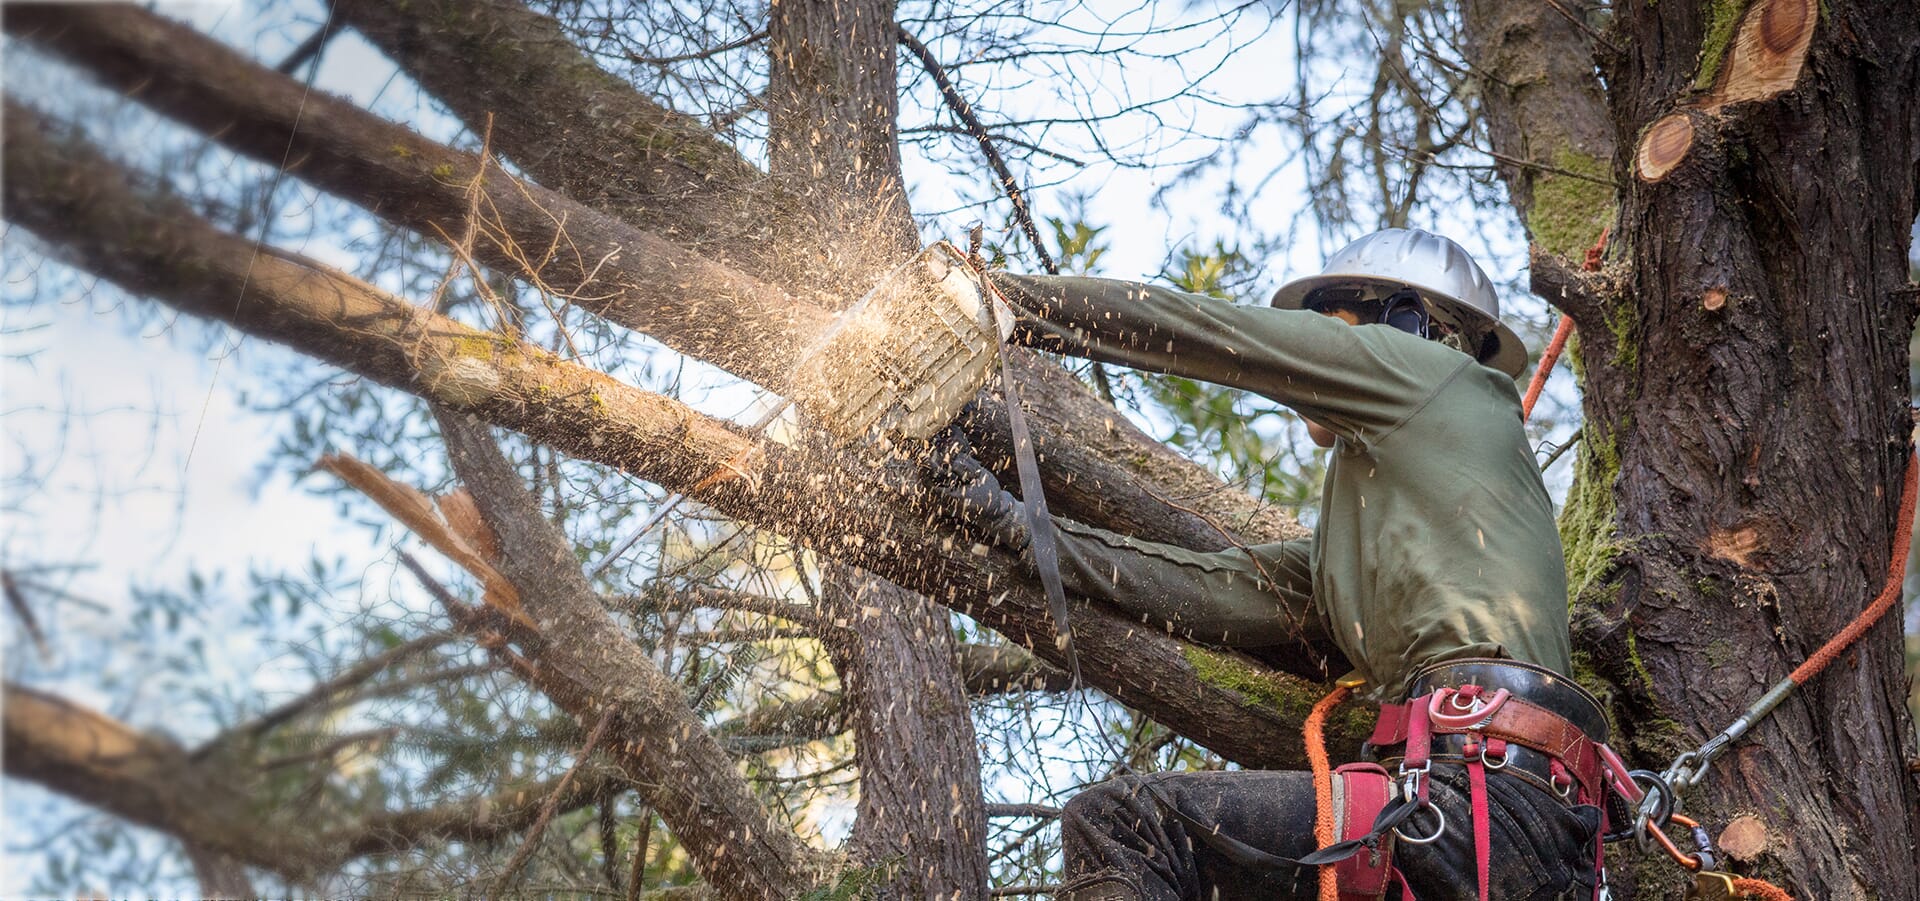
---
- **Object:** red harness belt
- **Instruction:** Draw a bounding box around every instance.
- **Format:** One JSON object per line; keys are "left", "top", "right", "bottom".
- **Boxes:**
{"left": 1333, "top": 683, "right": 1619, "bottom": 901}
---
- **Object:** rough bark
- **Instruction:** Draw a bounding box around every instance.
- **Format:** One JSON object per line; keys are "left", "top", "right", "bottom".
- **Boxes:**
{"left": 2, "top": 104, "right": 1363, "bottom": 772}
{"left": 765, "top": 0, "right": 920, "bottom": 296}
{"left": 435, "top": 412, "right": 821, "bottom": 899}
{"left": 1458, "top": 0, "right": 1616, "bottom": 262}
{"left": 6, "top": 2, "right": 1303, "bottom": 563}
{"left": 817, "top": 569, "right": 988, "bottom": 899}
{"left": 1564, "top": 0, "right": 1920, "bottom": 895}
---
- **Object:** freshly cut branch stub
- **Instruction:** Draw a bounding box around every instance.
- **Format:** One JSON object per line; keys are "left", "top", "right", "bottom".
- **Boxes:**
{"left": 1636, "top": 113, "right": 1696, "bottom": 182}
{"left": 1709, "top": 0, "right": 1817, "bottom": 110}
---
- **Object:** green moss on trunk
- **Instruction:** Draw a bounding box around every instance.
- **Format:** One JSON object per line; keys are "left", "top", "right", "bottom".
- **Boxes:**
{"left": 1559, "top": 426, "right": 1624, "bottom": 600}
{"left": 1695, "top": 0, "right": 1751, "bottom": 91}
{"left": 1525, "top": 145, "right": 1615, "bottom": 258}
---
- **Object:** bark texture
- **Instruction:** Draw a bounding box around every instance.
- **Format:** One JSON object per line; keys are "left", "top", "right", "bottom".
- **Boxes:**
{"left": 1565, "top": 0, "right": 1920, "bottom": 895}
{"left": 1458, "top": 0, "right": 1616, "bottom": 258}
{"left": 818, "top": 569, "right": 989, "bottom": 898}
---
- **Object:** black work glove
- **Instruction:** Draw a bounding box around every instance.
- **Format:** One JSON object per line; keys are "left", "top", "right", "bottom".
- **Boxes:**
{"left": 929, "top": 425, "right": 1031, "bottom": 553}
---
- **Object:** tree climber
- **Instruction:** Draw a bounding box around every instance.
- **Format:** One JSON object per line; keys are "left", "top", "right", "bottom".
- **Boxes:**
{"left": 946, "top": 228, "right": 1610, "bottom": 900}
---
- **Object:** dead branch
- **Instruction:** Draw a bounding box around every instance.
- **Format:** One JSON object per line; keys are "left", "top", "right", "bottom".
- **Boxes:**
{"left": 1529, "top": 242, "right": 1614, "bottom": 329}
{"left": 435, "top": 410, "right": 822, "bottom": 898}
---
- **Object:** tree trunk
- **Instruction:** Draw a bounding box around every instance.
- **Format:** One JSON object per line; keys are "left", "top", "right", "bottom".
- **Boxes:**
{"left": 1566, "top": 0, "right": 1920, "bottom": 894}
{"left": 818, "top": 569, "right": 989, "bottom": 898}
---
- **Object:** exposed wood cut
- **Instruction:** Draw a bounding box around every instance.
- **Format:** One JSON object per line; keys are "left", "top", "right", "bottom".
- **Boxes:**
{"left": 1703, "top": 287, "right": 1729, "bottom": 311}
{"left": 1636, "top": 113, "right": 1695, "bottom": 182}
{"left": 1709, "top": 0, "right": 1818, "bottom": 109}
{"left": 1718, "top": 815, "right": 1770, "bottom": 861}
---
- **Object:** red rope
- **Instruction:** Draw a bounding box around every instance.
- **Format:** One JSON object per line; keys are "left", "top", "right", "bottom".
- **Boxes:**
{"left": 1521, "top": 317, "right": 1574, "bottom": 422}
{"left": 1788, "top": 447, "right": 1919, "bottom": 685}
{"left": 1733, "top": 877, "right": 1794, "bottom": 901}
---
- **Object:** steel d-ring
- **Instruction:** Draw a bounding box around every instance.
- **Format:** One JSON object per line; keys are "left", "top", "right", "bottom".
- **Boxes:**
{"left": 1393, "top": 803, "right": 1448, "bottom": 845}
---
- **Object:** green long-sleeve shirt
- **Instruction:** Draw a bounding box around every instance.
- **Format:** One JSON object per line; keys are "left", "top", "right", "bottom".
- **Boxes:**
{"left": 993, "top": 273, "right": 1572, "bottom": 697}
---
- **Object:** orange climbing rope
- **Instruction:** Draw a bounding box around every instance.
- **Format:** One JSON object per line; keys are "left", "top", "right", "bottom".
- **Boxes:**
{"left": 1789, "top": 450, "right": 1918, "bottom": 685}
{"left": 1305, "top": 682, "right": 1353, "bottom": 901}
{"left": 1520, "top": 318, "right": 1574, "bottom": 421}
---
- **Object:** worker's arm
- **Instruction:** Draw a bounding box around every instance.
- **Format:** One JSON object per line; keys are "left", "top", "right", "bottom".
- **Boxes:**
{"left": 940, "top": 440, "right": 1327, "bottom": 648}
{"left": 990, "top": 273, "right": 1462, "bottom": 443}
{"left": 1051, "top": 518, "right": 1326, "bottom": 648}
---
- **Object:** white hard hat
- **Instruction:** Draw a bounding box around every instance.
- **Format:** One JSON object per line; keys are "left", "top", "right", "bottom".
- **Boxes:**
{"left": 1271, "top": 228, "right": 1527, "bottom": 378}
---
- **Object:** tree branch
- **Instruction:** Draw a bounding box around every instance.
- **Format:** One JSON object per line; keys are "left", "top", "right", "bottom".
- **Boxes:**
{"left": 3, "top": 682, "right": 624, "bottom": 883}
{"left": 207, "top": 631, "right": 458, "bottom": 752}
{"left": 20, "top": 0, "right": 1301, "bottom": 555}
{"left": 434, "top": 411, "right": 820, "bottom": 898}
{"left": 1528, "top": 242, "right": 1613, "bottom": 329}
{"left": 6, "top": 4, "right": 836, "bottom": 387}
{"left": 2, "top": 103, "right": 1350, "bottom": 770}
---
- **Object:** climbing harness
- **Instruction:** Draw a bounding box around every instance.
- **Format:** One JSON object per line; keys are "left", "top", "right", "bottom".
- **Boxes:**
{"left": 1297, "top": 226, "right": 1916, "bottom": 900}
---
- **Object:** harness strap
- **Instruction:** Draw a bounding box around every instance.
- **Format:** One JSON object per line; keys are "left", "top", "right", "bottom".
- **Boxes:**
{"left": 1462, "top": 737, "right": 1501, "bottom": 901}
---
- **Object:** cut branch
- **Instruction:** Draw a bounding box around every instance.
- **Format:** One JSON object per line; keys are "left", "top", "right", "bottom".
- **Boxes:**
{"left": 7, "top": 0, "right": 1305, "bottom": 557}
{"left": 1528, "top": 243, "right": 1613, "bottom": 330}
{"left": 2, "top": 102, "right": 1349, "bottom": 770}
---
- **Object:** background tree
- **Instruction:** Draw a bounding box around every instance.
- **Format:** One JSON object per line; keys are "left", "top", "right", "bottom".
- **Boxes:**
{"left": 3, "top": 0, "right": 1916, "bottom": 898}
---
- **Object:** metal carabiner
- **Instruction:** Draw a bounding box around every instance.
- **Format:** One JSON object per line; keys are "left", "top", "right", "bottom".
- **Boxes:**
{"left": 1604, "top": 770, "right": 1672, "bottom": 844}
{"left": 1397, "top": 758, "right": 1431, "bottom": 802}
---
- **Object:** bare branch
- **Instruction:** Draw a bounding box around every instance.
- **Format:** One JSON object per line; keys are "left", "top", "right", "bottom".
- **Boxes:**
{"left": 1528, "top": 243, "right": 1613, "bottom": 329}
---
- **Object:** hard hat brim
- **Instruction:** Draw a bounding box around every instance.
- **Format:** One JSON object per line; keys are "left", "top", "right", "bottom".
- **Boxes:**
{"left": 1270, "top": 274, "right": 1529, "bottom": 380}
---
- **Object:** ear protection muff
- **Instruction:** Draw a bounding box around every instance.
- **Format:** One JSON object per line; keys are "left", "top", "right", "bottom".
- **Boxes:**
{"left": 1379, "top": 288, "right": 1430, "bottom": 338}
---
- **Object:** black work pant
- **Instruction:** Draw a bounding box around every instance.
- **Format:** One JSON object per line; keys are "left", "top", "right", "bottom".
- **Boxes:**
{"left": 1059, "top": 766, "right": 1601, "bottom": 900}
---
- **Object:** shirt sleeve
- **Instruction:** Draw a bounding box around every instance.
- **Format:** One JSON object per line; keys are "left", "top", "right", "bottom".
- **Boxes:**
{"left": 1049, "top": 516, "right": 1328, "bottom": 649}
{"left": 991, "top": 272, "right": 1468, "bottom": 444}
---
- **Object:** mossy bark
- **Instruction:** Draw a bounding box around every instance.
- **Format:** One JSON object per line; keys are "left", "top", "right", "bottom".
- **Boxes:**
{"left": 1470, "top": 0, "right": 1920, "bottom": 893}
{"left": 1583, "top": 0, "right": 1920, "bottom": 895}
